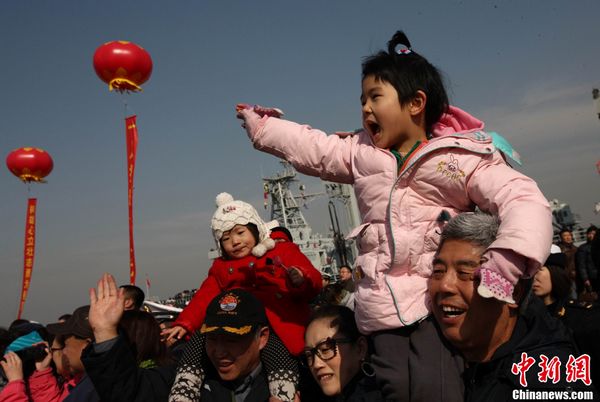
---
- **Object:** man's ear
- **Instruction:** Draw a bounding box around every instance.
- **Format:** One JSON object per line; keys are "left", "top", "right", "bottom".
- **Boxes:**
{"left": 258, "top": 326, "right": 269, "bottom": 351}
{"left": 123, "top": 298, "right": 133, "bottom": 309}
{"left": 78, "top": 338, "right": 92, "bottom": 353}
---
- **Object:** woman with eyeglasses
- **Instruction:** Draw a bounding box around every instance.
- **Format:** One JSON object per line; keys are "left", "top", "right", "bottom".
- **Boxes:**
{"left": 303, "top": 305, "right": 384, "bottom": 401}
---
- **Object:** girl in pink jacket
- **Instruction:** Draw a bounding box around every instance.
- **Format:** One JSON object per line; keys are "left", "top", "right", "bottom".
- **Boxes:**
{"left": 237, "top": 30, "right": 552, "bottom": 401}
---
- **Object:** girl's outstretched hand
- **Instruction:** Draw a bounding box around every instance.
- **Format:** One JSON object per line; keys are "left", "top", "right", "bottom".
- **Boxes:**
{"left": 0, "top": 352, "right": 23, "bottom": 382}
{"left": 236, "top": 104, "right": 283, "bottom": 138}
{"left": 89, "top": 273, "right": 125, "bottom": 343}
{"left": 236, "top": 105, "right": 265, "bottom": 138}
{"left": 236, "top": 104, "right": 284, "bottom": 118}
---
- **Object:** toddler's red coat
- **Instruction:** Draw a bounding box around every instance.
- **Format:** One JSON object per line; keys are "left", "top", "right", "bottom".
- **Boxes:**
{"left": 175, "top": 239, "right": 322, "bottom": 355}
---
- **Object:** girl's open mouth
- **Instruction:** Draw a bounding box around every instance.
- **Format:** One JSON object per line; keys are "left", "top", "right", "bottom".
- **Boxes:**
{"left": 366, "top": 121, "right": 381, "bottom": 136}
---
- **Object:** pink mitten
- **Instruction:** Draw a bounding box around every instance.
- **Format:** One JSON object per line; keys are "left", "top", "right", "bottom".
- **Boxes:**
{"left": 477, "top": 268, "right": 515, "bottom": 304}
{"left": 236, "top": 106, "right": 268, "bottom": 139}
{"left": 476, "top": 249, "right": 527, "bottom": 304}
{"left": 236, "top": 103, "right": 284, "bottom": 118}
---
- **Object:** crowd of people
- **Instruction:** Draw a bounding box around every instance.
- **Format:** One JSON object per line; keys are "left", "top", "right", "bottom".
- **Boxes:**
{"left": 555, "top": 227, "right": 599, "bottom": 302}
{"left": 2, "top": 212, "right": 598, "bottom": 402}
{"left": 2, "top": 29, "right": 599, "bottom": 401}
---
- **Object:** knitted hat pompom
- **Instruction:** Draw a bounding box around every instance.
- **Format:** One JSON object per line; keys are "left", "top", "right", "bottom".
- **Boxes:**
{"left": 216, "top": 192, "right": 234, "bottom": 207}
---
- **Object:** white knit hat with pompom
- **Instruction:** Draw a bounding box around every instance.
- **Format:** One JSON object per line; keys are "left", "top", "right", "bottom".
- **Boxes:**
{"left": 211, "top": 192, "right": 277, "bottom": 258}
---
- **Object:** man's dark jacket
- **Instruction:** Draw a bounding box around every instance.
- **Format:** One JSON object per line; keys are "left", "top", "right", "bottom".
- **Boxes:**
{"left": 200, "top": 367, "right": 269, "bottom": 402}
{"left": 81, "top": 334, "right": 176, "bottom": 402}
{"left": 463, "top": 297, "right": 596, "bottom": 402}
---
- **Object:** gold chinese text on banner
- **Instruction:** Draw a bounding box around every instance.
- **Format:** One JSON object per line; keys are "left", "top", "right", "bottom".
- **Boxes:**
{"left": 18, "top": 198, "right": 37, "bottom": 319}
{"left": 126, "top": 115, "right": 139, "bottom": 285}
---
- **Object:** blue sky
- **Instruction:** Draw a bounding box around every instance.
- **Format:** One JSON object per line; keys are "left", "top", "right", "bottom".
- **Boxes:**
{"left": 1, "top": 1, "right": 599, "bottom": 325}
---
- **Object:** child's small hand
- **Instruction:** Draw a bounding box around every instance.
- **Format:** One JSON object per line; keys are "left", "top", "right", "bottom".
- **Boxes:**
{"left": 236, "top": 103, "right": 284, "bottom": 118}
{"left": 236, "top": 105, "right": 265, "bottom": 137}
{"left": 236, "top": 104, "right": 283, "bottom": 138}
{"left": 0, "top": 352, "right": 23, "bottom": 382}
{"left": 287, "top": 267, "right": 305, "bottom": 287}
{"left": 161, "top": 325, "right": 187, "bottom": 345}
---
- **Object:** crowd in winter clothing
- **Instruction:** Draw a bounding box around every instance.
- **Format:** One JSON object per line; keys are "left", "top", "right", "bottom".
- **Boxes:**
{"left": 3, "top": 29, "right": 600, "bottom": 402}
{"left": 2, "top": 212, "right": 599, "bottom": 402}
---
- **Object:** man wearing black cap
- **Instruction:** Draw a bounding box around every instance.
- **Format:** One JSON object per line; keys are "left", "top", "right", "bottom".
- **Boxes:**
{"left": 46, "top": 306, "right": 100, "bottom": 401}
{"left": 170, "top": 288, "right": 272, "bottom": 402}
{"left": 73, "top": 274, "right": 273, "bottom": 402}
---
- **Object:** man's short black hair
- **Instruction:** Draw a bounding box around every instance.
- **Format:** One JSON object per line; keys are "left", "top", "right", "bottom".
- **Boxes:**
{"left": 559, "top": 228, "right": 572, "bottom": 236}
{"left": 120, "top": 285, "right": 145, "bottom": 310}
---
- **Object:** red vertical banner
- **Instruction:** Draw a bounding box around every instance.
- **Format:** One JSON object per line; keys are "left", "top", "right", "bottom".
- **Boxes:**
{"left": 126, "top": 115, "right": 139, "bottom": 285}
{"left": 17, "top": 198, "right": 37, "bottom": 319}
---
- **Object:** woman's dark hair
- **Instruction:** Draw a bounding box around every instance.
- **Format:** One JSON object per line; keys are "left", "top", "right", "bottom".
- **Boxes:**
{"left": 362, "top": 30, "right": 449, "bottom": 134}
{"left": 220, "top": 223, "right": 260, "bottom": 259}
{"left": 118, "top": 310, "right": 172, "bottom": 366}
{"left": 314, "top": 283, "right": 349, "bottom": 307}
{"left": 0, "top": 327, "right": 12, "bottom": 356}
{"left": 8, "top": 319, "right": 30, "bottom": 332}
{"left": 309, "top": 305, "right": 361, "bottom": 342}
{"left": 546, "top": 265, "right": 572, "bottom": 302}
{"left": 8, "top": 322, "right": 49, "bottom": 343}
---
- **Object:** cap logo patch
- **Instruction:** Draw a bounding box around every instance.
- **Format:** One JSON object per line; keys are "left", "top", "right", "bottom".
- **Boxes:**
{"left": 219, "top": 294, "right": 239, "bottom": 312}
{"left": 223, "top": 205, "right": 237, "bottom": 213}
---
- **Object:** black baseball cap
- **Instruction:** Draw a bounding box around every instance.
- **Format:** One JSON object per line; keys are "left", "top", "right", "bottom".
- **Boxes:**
{"left": 46, "top": 305, "right": 94, "bottom": 340}
{"left": 200, "top": 289, "right": 268, "bottom": 336}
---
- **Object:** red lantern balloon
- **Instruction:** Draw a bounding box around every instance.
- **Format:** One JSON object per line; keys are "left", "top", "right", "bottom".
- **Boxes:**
{"left": 93, "top": 41, "right": 153, "bottom": 92}
{"left": 6, "top": 147, "right": 54, "bottom": 183}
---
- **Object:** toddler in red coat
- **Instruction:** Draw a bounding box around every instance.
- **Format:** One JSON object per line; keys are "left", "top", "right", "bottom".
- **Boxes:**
{"left": 166, "top": 193, "right": 322, "bottom": 402}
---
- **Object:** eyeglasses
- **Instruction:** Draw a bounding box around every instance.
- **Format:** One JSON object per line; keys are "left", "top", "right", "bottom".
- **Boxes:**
{"left": 50, "top": 347, "right": 64, "bottom": 353}
{"left": 302, "top": 337, "right": 352, "bottom": 367}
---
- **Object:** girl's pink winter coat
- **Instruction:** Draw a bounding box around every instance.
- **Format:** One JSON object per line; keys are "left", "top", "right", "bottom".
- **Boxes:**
{"left": 246, "top": 106, "right": 552, "bottom": 334}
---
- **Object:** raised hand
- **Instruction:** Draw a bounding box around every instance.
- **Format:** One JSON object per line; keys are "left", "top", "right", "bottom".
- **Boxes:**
{"left": 0, "top": 352, "right": 23, "bottom": 382}
{"left": 89, "top": 273, "right": 125, "bottom": 343}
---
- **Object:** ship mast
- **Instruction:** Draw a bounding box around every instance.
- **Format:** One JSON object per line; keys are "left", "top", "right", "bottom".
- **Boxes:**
{"left": 263, "top": 160, "right": 357, "bottom": 277}
{"left": 264, "top": 161, "right": 323, "bottom": 231}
